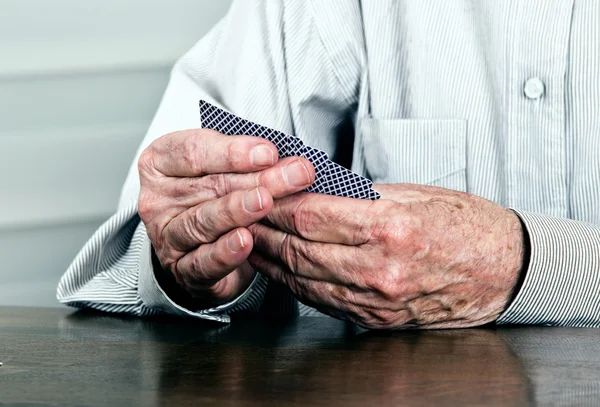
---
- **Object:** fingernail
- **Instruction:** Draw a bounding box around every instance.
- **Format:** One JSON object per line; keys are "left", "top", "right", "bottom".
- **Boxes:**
{"left": 243, "top": 187, "right": 264, "bottom": 212}
{"left": 250, "top": 144, "right": 275, "bottom": 166}
{"left": 228, "top": 230, "right": 245, "bottom": 253}
{"left": 284, "top": 160, "right": 311, "bottom": 187}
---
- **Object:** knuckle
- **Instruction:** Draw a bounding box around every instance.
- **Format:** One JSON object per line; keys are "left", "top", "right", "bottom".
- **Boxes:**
{"left": 222, "top": 193, "right": 240, "bottom": 223}
{"left": 352, "top": 201, "right": 380, "bottom": 244}
{"left": 160, "top": 252, "right": 179, "bottom": 275}
{"left": 183, "top": 255, "right": 217, "bottom": 291}
{"left": 366, "top": 202, "right": 397, "bottom": 240}
{"left": 407, "top": 297, "right": 454, "bottom": 326}
{"left": 280, "top": 234, "right": 300, "bottom": 274}
{"left": 190, "top": 251, "right": 209, "bottom": 278}
{"left": 366, "top": 267, "right": 403, "bottom": 302}
{"left": 137, "top": 148, "right": 156, "bottom": 176}
{"left": 172, "top": 177, "right": 198, "bottom": 198}
{"left": 192, "top": 204, "right": 216, "bottom": 242}
{"left": 361, "top": 309, "right": 403, "bottom": 329}
{"left": 155, "top": 246, "right": 181, "bottom": 280}
{"left": 204, "top": 173, "right": 231, "bottom": 198}
{"left": 374, "top": 215, "right": 416, "bottom": 249}
{"left": 256, "top": 168, "right": 273, "bottom": 190}
{"left": 299, "top": 243, "right": 325, "bottom": 272}
{"left": 385, "top": 220, "right": 426, "bottom": 261}
{"left": 291, "top": 196, "right": 315, "bottom": 238}
{"left": 183, "top": 138, "right": 205, "bottom": 174}
{"left": 369, "top": 219, "right": 392, "bottom": 244}
{"left": 137, "top": 193, "right": 153, "bottom": 222}
{"left": 226, "top": 141, "right": 245, "bottom": 169}
{"left": 258, "top": 161, "right": 288, "bottom": 193}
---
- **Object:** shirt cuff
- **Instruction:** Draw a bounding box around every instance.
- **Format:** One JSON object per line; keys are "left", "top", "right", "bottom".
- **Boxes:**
{"left": 497, "top": 210, "right": 600, "bottom": 327}
{"left": 137, "top": 225, "right": 268, "bottom": 323}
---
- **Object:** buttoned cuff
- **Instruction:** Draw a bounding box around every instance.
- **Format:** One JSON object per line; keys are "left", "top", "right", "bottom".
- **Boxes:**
{"left": 497, "top": 210, "right": 600, "bottom": 327}
{"left": 137, "top": 224, "right": 268, "bottom": 323}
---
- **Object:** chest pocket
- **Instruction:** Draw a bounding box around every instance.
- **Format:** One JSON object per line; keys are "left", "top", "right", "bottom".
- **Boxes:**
{"left": 361, "top": 119, "right": 468, "bottom": 192}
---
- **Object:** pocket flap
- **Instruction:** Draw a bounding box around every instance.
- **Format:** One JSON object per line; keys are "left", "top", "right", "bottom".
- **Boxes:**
{"left": 361, "top": 118, "right": 467, "bottom": 188}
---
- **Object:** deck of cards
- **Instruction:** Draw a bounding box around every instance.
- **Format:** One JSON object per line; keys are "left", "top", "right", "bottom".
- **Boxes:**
{"left": 199, "top": 100, "right": 380, "bottom": 200}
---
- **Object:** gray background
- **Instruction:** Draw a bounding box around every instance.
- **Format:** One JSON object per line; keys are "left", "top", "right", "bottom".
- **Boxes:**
{"left": 0, "top": 0, "right": 231, "bottom": 306}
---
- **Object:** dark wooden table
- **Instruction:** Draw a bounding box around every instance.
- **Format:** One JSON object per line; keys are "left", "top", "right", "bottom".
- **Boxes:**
{"left": 1, "top": 307, "right": 599, "bottom": 406}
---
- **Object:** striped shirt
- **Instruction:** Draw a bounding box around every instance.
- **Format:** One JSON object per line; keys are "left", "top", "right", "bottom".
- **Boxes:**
{"left": 57, "top": 0, "right": 600, "bottom": 326}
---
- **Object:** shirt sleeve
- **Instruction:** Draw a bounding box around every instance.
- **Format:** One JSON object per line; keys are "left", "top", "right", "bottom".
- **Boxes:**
{"left": 56, "top": 0, "right": 314, "bottom": 321}
{"left": 497, "top": 210, "right": 600, "bottom": 327}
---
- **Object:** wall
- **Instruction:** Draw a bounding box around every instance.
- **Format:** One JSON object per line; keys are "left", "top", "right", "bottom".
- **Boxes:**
{"left": 0, "top": 0, "right": 232, "bottom": 306}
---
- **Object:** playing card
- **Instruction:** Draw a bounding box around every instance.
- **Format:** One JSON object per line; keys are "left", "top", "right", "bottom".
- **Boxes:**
{"left": 199, "top": 100, "right": 380, "bottom": 200}
{"left": 299, "top": 145, "right": 330, "bottom": 193}
{"left": 367, "top": 187, "right": 382, "bottom": 200}
{"left": 199, "top": 100, "right": 304, "bottom": 158}
{"left": 278, "top": 133, "right": 305, "bottom": 157}
{"left": 323, "top": 161, "right": 378, "bottom": 199}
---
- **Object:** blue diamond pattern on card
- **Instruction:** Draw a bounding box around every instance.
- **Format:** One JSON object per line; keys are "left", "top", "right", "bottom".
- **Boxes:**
{"left": 199, "top": 100, "right": 380, "bottom": 200}
{"left": 199, "top": 100, "right": 303, "bottom": 157}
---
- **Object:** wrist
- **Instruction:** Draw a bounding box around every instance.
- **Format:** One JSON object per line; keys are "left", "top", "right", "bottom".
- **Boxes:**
{"left": 152, "top": 246, "right": 255, "bottom": 310}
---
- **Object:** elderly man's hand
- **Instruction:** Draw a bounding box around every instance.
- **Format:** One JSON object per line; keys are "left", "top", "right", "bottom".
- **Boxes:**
{"left": 248, "top": 184, "right": 526, "bottom": 329}
{"left": 137, "top": 129, "right": 315, "bottom": 306}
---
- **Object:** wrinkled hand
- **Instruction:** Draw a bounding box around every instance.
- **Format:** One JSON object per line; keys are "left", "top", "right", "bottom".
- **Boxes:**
{"left": 249, "top": 184, "right": 525, "bottom": 329}
{"left": 137, "top": 129, "right": 314, "bottom": 306}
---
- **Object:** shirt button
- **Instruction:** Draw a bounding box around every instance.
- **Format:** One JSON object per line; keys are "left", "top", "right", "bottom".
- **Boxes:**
{"left": 524, "top": 77, "right": 545, "bottom": 99}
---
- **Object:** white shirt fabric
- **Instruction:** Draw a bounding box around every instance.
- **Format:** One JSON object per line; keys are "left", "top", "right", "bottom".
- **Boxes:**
{"left": 58, "top": 0, "right": 600, "bottom": 326}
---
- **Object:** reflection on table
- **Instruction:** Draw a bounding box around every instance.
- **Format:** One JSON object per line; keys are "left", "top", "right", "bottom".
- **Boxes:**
{"left": 1, "top": 307, "right": 600, "bottom": 406}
